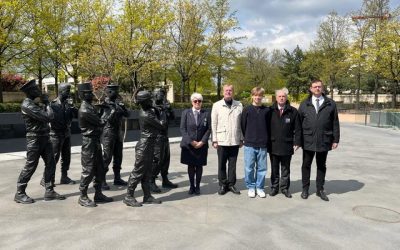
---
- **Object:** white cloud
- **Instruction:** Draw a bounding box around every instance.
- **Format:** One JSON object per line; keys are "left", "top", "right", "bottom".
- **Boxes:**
{"left": 229, "top": 0, "right": 398, "bottom": 51}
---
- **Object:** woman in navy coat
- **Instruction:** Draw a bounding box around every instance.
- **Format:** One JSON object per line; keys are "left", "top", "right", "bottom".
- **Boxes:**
{"left": 180, "top": 93, "right": 211, "bottom": 195}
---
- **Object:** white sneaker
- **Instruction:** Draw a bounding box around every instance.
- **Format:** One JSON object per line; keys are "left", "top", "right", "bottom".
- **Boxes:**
{"left": 248, "top": 189, "right": 256, "bottom": 198}
{"left": 257, "top": 189, "right": 266, "bottom": 198}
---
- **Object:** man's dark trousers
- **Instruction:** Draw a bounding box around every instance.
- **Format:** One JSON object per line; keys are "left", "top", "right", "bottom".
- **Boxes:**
{"left": 270, "top": 154, "right": 292, "bottom": 191}
{"left": 301, "top": 150, "right": 328, "bottom": 191}
{"left": 217, "top": 145, "right": 239, "bottom": 187}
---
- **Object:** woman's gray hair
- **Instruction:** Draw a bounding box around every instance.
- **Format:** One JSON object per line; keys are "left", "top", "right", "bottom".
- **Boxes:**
{"left": 190, "top": 92, "right": 203, "bottom": 101}
{"left": 275, "top": 87, "right": 289, "bottom": 96}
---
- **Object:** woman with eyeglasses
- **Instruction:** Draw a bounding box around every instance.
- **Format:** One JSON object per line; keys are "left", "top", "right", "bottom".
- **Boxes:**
{"left": 180, "top": 93, "right": 211, "bottom": 195}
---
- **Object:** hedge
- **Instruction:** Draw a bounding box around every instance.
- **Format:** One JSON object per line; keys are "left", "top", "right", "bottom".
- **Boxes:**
{"left": 0, "top": 103, "right": 21, "bottom": 113}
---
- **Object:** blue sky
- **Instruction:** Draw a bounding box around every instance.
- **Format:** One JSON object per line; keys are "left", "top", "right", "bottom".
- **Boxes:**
{"left": 229, "top": 0, "right": 399, "bottom": 52}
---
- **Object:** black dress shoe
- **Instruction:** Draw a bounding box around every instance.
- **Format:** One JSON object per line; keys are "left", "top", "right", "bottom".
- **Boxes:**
{"left": 78, "top": 196, "right": 97, "bottom": 207}
{"left": 60, "top": 175, "right": 76, "bottom": 185}
{"left": 123, "top": 195, "right": 142, "bottom": 207}
{"left": 269, "top": 189, "right": 278, "bottom": 196}
{"left": 195, "top": 187, "right": 200, "bottom": 195}
{"left": 151, "top": 182, "right": 162, "bottom": 193}
{"left": 44, "top": 190, "right": 66, "bottom": 201}
{"left": 94, "top": 192, "right": 113, "bottom": 203}
{"left": 229, "top": 186, "right": 240, "bottom": 195}
{"left": 143, "top": 196, "right": 162, "bottom": 204}
{"left": 218, "top": 186, "right": 227, "bottom": 195}
{"left": 101, "top": 182, "right": 111, "bottom": 191}
{"left": 188, "top": 187, "right": 195, "bottom": 195}
{"left": 113, "top": 178, "right": 127, "bottom": 186}
{"left": 281, "top": 189, "right": 292, "bottom": 198}
{"left": 162, "top": 179, "right": 178, "bottom": 189}
{"left": 14, "top": 192, "right": 35, "bottom": 204}
{"left": 316, "top": 190, "right": 329, "bottom": 201}
{"left": 301, "top": 189, "right": 309, "bottom": 199}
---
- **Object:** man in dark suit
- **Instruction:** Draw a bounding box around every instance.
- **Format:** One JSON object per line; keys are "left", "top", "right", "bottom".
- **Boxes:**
{"left": 268, "top": 88, "right": 301, "bottom": 198}
{"left": 298, "top": 80, "right": 340, "bottom": 201}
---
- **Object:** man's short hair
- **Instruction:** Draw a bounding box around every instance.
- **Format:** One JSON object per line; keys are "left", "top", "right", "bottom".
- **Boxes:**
{"left": 251, "top": 87, "right": 265, "bottom": 96}
{"left": 223, "top": 84, "right": 234, "bottom": 91}
{"left": 275, "top": 87, "right": 289, "bottom": 96}
{"left": 310, "top": 79, "right": 323, "bottom": 86}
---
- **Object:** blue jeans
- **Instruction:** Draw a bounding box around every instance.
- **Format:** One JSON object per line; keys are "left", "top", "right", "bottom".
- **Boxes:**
{"left": 244, "top": 146, "right": 267, "bottom": 189}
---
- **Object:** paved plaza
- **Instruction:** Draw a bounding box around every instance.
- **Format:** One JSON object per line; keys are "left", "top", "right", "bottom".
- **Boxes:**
{"left": 0, "top": 123, "right": 399, "bottom": 249}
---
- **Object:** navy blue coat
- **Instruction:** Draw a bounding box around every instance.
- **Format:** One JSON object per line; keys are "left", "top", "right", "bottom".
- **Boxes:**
{"left": 180, "top": 108, "right": 211, "bottom": 166}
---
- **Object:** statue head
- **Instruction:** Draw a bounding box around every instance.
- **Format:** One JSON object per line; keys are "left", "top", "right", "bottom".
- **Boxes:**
{"left": 58, "top": 83, "right": 71, "bottom": 102}
{"left": 78, "top": 82, "right": 94, "bottom": 103}
{"left": 136, "top": 90, "right": 153, "bottom": 109}
{"left": 105, "top": 84, "right": 119, "bottom": 101}
{"left": 153, "top": 88, "right": 166, "bottom": 104}
{"left": 20, "top": 79, "right": 41, "bottom": 99}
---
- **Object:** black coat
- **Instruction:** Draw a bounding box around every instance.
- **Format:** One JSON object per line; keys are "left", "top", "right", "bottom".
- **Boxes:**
{"left": 267, "top": 101, "right": 301, "bottom": 156}
{"left": 298, "top": 95, "right": 340, "bottom": 152}
{"left": 50, "top": 97, "right": 77, "bottom": 137}
{"left": 21, "top": 98, "right": 54, "bottom": 137}
{"left": 180, "top": 108, "right": 211, "bottom": 166}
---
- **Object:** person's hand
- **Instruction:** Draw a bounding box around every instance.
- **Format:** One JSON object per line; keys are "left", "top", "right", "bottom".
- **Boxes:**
{"left": 332, "top": 143, "right": 338, "bottom": 149}
{"left": 191, "top": 141, "right": 197, "bottom": 147}
{"left": 239, "top": 140, "right": 243, "bottom": 148}
{"left": 41, "top": 94, "right": 49, "bottom": 105}
{"left": 212, "top": 142, "right": 218, "bottom": 149}
{"left": 293, "top": 145, "right": 300, "bottom": 151}
{"left": 195, "top": 141, "right": 204, "bottom": 149}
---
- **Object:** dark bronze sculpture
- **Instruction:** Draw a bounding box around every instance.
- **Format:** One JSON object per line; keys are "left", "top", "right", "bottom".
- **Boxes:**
{"left": 124, "top": 90, "right": 165, "bottom": 207}
{"left": 78, "top": 82, "right": 113, "bottom": 207}
{"left": 101, "top": 84, "right": 129, "bottom": 190}
{"left": 150, "top": 88, "right": 178, "bottom": 193}
{"left": 45, "top": 83, "right": 78, "bottom": 185}
{"left": 15, "top": 79, "right": 66, "bottom": 204}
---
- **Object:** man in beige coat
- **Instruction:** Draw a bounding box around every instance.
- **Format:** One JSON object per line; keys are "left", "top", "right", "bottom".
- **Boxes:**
{"left": 211, "top": 84, "right": 243, "bottom": 195}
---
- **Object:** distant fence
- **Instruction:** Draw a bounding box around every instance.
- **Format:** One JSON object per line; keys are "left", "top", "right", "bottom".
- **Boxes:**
{"left": 339, "top": 107, "right": 400, "bottom": 129}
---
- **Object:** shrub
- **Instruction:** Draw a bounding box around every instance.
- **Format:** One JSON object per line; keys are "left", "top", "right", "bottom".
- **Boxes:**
{"left": 0, "top": 103, "right": 21, "bottom": 113}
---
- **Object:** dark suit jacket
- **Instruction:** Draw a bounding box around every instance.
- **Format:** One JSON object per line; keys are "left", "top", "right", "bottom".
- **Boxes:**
{"left": 180, "top": 108, "right": 211, "bottom": 166}
{"left": 298, "top": 95, "right": 340, "bottom": 152}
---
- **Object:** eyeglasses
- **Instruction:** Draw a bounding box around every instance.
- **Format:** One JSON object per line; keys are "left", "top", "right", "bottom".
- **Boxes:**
{"left": 193, "top": 100, "right": 202, "bottom": 103}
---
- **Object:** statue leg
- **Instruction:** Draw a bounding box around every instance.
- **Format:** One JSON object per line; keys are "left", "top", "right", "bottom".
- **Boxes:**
{"left": 60, "top": 136, "right": 75, "bottom": 184}
{"left": 112, "top": 140, "right": 127, "bottom": 186}
{"left": 161, "top": 138, "right": 177, "bottom": 188}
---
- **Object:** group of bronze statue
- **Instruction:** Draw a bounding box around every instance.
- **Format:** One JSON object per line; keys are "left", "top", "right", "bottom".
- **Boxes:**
{"left": 14, "top": 80, "right": 177, "bottom": 207}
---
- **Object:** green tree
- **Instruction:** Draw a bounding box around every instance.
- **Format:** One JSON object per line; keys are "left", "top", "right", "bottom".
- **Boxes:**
{"left": 362, "top": 0, "right": 391, "bottom": 107}
{"left": 0, "top": 0, "right": 28, "bottom": 102}
{"left": 62, "top": 0, "right": 97, "bottom": 101}
{"left": 280, "top": 45, "right": 308, "bottom": 101}
{"left": 375, "top": 11, "right": 400, "bottom": 107}
{"left": 314, "top": 11, "right": 350, "bottom": 98}
{"left": 207, "top": 0, "right": 241, "bottom": 99}
{"left": 170, "top": 0, "right": 210, "bottom": 102}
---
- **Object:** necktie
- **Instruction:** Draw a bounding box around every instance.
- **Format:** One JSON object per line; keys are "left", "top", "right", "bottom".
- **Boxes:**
{"left": 316, "top": 98, "right": 320, "bottom": 113}
{"left": 279, "top": 107, "right": 283, "bottom": 117}
{"left": 194, "top": 111, "right": 199, "bottom": 125}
